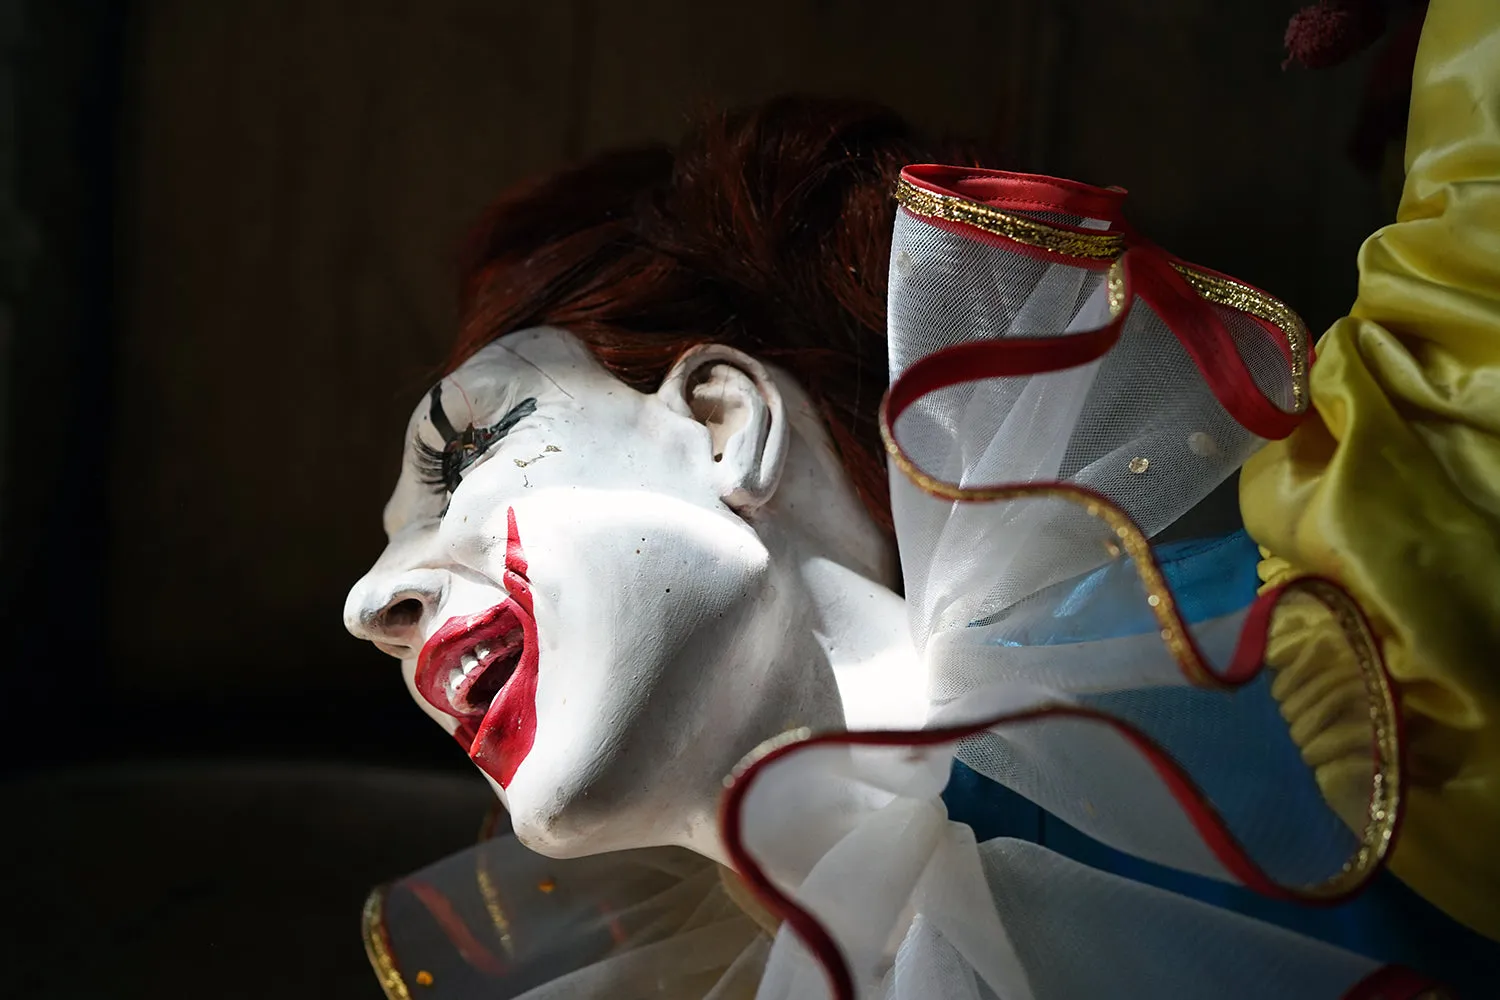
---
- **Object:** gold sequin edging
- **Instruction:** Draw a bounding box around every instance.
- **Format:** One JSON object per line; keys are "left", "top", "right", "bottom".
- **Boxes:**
{"left": 1107, "top": 259, "right": 1127, "bottom": 316}
{"left": 1173, "top": 263, "right": 1310, "bottom": 411}
{"left": 895, "top": 178, "right": 1311, "bottom": 413}
{"left": 475, "top": 852, "right": 516, "bottom": 957}
{"left": 1282, "top": 577, "right": 1401, "bottom": 900}
{"left": 362, "top": 887, "right": 413, "bottom": 1000}
{"left": 894, "top": 177, "right": 1123, "bottom": 261}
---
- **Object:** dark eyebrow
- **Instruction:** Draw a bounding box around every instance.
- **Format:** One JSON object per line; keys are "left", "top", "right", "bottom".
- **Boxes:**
{"left": 426, "top": 384, "right": 534, "bottom": 452}
{"left": 427, "top": 384, "right": 459, "bottom": 441}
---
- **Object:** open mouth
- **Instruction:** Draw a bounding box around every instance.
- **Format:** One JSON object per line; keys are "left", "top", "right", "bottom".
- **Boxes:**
{"left": 415, "top": 598, "right": 533, "bottom": 729}
{"left": 450, "top": 634, "right": 523, "bottom": 714}
{"left": 416, "top": 602, "right": 528, "bottom": 721}
{"left": 414, "top": 508, "right": 541, "bottom": 788}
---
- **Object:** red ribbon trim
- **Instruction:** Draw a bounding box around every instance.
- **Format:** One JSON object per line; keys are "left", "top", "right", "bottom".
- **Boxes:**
{"left": 902, "top": 164, "right": 1128, "bottom": 222}
{"left": 406, "top": 879, "right": 511, "bottom": 976}
{"left": 896, "top": 167, "right": 1308, "bottom": 441}
{"left": 1127, "top": 243, "right": 1303, "bottom": 440}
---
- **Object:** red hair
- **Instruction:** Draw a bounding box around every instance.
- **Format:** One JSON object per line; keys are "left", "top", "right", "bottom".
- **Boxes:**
{"left": 451, "top": 98, "right": 982, "bottom": 532}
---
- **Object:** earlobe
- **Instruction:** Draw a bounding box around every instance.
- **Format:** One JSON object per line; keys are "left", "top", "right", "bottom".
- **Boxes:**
{"left": 658, "top": 345, "right": 788, "bottom": 513}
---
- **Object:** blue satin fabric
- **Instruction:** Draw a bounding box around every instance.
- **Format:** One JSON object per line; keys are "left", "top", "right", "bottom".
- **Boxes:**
{"left": 986, "top": 530, "right": 1263, "bottom": 643}
{"left": 941, "top": 530, "right": 1500, "bottom": 990}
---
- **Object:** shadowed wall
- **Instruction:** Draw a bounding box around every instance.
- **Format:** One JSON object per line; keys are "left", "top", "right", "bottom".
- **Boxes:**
{"left": 101, "top": 0, "right": 1388, "bottom": 734}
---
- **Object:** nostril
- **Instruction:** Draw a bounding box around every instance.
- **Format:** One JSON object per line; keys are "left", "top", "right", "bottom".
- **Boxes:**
{"left": 348, "top": 568, "right": 448, "bottom": 646}
{"left": 383, "top": 598, "right": 425, "bottom": 631}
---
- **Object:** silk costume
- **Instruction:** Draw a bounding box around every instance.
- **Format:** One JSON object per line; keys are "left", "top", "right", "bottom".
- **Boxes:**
{"left": 1242, "top": 0, "right": 1500, "bottom": 944}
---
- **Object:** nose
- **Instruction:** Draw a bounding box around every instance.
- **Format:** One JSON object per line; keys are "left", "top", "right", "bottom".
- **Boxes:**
{"left": 343, "top": 568, "right": 448, "bottom": 657}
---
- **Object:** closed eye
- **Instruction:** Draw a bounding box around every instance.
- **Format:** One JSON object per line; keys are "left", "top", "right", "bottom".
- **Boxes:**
{"left": 412, "top": 390, "right": 538, "bottom": 498}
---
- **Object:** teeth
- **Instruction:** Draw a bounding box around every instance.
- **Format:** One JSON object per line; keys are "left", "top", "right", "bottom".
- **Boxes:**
{"left": 475, "top": 644, "right": 491, "bottom": 661}
{"left": 461, "top": 653, "right": 479, "bottom": 674}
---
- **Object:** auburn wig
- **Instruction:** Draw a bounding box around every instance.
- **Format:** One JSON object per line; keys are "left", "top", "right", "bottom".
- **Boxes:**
{"left": 451, "top": 98, "right": 982, "bottom": 531}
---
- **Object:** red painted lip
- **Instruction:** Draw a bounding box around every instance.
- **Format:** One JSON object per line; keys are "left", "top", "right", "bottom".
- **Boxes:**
{"left": 413, "top": 508, "right": 541, "bottom": 788}
{"left": 414, "top": 601, "right": 527, "bottom": 719}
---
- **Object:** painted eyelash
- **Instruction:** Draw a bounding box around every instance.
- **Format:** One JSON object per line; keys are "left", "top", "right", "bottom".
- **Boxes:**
{"left": 411, "top": 436, "right": 459, "bottom": 493}
{"left": 413, "top": 390, "right": 538, "bottom": 499}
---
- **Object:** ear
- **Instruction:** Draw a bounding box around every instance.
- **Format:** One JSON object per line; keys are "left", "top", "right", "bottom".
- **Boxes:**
{"left": 657, "top": 345, "right": 788, "bottom": 513}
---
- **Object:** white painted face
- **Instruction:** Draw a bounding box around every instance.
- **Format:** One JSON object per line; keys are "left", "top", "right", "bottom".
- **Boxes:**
{"left": 345, "top": 328, "right": 845, "bottom": 859}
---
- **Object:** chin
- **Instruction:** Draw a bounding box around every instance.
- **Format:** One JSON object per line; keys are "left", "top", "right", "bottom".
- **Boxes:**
{"left": 505, "top": 798, "right": 622, "bottom": 860}
{"left": 503, "top": 760, "right": 690, "bottom": 860}
{"left": 474, "top": 772, "right": 584, "bottom": 859}
{"left": 509, "top": 820, "right": 591, "bottom": 860}
{"left": 496, "top": 759, "right": 601, "bottom": 857}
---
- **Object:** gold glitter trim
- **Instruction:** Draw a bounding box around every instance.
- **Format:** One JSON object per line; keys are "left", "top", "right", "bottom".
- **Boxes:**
{"left": 895, "top": 180, "right": 1309, "bottom": 412}
{"left": 726, "top": 727, "right": 813, "bottom": 787}
{"left": 1172, "top": 263, "right": 1310, "bottom": 411}
{"left": 1279, "top": 577, "right": 1401, "bottom": 900}
{"left": 894, "top": 178, "right": 1123, "bottom": 261}
{"left": 362, "top": 887, "right": 412, "bottom": 1000}
{"left": 475, "top": 848, "right": 516, "bottom": 957}
{"left": 879, "top": 398, "right": 1401, "bottom": 895}
{"left": 1107, "top": 259, "right": 1127, "bottom": 316}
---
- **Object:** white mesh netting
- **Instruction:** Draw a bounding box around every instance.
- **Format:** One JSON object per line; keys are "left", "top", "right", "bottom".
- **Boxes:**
{"left": 875, "top": 198, "right": 1375, "bottom": 890}
{"left": 731, "top": 736, "right": 1383, "bottom": 999}
{"left": 367, "top": 834, "right": 769, "bottom": 999}
{"left": 722, "top": 181, "right": 1402, "bottom": 999}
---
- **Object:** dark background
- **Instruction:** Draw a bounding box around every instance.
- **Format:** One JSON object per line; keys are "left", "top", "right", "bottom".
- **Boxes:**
{"left": 0, "top": 1, "right": 1398, "bottom": 996}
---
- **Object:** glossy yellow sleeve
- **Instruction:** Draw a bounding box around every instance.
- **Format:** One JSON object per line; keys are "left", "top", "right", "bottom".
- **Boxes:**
{"left": 1240, "top": 0, "right": 1500, "bottom": 939}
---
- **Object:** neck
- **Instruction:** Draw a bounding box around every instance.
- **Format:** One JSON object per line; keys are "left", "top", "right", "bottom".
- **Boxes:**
{"left": 761, "top": 382, "right": 923, "bottom": 730}
{"left": 678, "top": 383, "right": 925, "bottom": 865}
{"left": 798, "top": 555, "right": 924, "bottom": 730}
{"left": 680, "top": 549, "right": 921, "bottom": 868}
{"left": 677, "top": 547, "right": 921, "bottom": 869}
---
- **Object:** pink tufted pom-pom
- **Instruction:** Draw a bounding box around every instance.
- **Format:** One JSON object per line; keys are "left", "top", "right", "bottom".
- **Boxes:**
{"left": 1283, "top": 0, "right": 1389, "bottom": 70}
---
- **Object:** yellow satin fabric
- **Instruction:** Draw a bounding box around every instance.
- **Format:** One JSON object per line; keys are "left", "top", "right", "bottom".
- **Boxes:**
{"left": 1241, "top": 0, "right": 1500, "bottom": 940}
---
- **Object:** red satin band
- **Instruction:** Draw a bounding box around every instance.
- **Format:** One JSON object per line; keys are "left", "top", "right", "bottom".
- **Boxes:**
{"left": 406, "top": 879, "right": 510, "bottom": 976}
{"left": 1179, "top": 258, "right": 1301, "bottom": 369}
{"left": 902, "top": 164, "right": 1128, "bottom": 222}
{"left": 885, "top": 320, "right": 1126, "bottom": 421}
{"left": 895, "top": 167, "right": 1307, "bottom": 441}
{"left": 886, "top": 245, "right": 1303, "bottom": 441}
{"left": 1126, "top": 245, "right": 1304, "bottom": 440}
